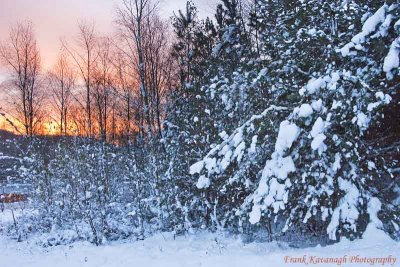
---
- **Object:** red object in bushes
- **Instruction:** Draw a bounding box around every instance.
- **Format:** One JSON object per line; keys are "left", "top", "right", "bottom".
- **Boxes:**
{"left": 0, "top": 193, "right": 27, "bottom": 203}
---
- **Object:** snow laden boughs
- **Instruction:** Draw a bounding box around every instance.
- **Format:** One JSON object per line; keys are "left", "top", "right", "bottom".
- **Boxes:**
{"left": 189, "top": 105, "right": 288, "bottom": 229}
{"left": 186, "top": 1, "right": 399, "bottom": 241}
{"left": 340, "top": 2, "right": 400, "bottom": 80}
{"left": 190, "top": 105, "right": 288, "bottom": 186}
{"left": 192, "top": 63, "right": 395, "bottom": 239}
{"left": 249, "top": 71, "right": 376, "bottom": 239}
{"left": 250, "top": 67, "right": 395, "bottom": 240}
{"left": 248, "top": 120, "right": 299, "bottom": 224}
{"left": 340, "top": 4, "right": 390, "bottom": 57}
{"left": 383, "top": 36, "right": 400, "bottom": 79}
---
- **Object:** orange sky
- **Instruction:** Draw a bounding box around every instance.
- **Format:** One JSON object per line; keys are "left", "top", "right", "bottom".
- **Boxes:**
{"left": 0, "top": 0, "right": 216, "bottom": 134}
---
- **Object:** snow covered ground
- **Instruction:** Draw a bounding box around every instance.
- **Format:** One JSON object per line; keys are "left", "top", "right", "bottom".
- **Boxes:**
{"left": 0, "top": 208, "right": 399, "bottom": 267}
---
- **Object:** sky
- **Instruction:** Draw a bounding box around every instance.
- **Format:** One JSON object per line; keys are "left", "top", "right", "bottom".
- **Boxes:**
{"left": 0, "top": 0, "right": 217, "bottom": 72}
{"left": 0, "top": 0, "right": 217, "bottom": 131}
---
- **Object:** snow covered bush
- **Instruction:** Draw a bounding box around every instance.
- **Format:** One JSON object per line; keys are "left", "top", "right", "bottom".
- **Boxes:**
{"left": 9, "top": 138, "right": 175, "bottom": 244}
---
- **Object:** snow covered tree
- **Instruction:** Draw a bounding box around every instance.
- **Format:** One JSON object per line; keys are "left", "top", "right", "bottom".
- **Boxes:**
{"left": 190, "top": 0, "right": 400, "bottom": 241}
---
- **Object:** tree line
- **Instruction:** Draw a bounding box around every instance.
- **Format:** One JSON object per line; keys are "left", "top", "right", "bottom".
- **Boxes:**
{"left": 0, "top": 0, "right": 176, "bottom": 144}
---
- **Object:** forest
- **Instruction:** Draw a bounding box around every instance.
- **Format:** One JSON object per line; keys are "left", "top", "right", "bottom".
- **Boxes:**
{"left": 0, "top": 0, "right": 399, "bottom": 256}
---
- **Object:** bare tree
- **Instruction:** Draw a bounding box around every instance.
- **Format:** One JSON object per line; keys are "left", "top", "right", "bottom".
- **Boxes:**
{"left": 110, "top": 48, "right": 137, "bottom": 145}
{"left": 92, "top": 37, "right": 113, "bottom": 141}
{"left": 142, "top": 15, "right": 174, "bottom": 138}
{"left": 0, "top": 22, "right": 43, "bottom": 137}
{"left": 48, "top": 52, "right": 75, "bottom": 135}
{"left": 117, "top": 0, "right": 158, "bottom": 143}
{"left": 62, "top": 22, "right": 98, "bottom": 137}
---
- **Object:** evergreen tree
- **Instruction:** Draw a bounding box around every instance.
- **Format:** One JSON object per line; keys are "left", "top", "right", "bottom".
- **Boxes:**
{"left": 190, "top": 0, "right": 400, "bottom": 241}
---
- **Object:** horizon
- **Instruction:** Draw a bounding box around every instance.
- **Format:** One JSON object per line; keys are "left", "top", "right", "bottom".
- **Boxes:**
{"left": 0, "top": 0, "right": 217, "bottom": 134}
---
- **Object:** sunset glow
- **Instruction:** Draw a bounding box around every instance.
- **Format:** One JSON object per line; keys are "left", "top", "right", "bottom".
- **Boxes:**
{"left": 0, "top": 0, "right": 216, "bottom": 136}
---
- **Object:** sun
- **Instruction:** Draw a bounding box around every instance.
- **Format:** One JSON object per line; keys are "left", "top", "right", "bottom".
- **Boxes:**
{"left": 43, "top": 121, "right": 58, "bottom": 135}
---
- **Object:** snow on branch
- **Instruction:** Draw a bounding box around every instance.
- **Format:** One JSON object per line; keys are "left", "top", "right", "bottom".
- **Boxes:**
{"left": 190, "top": 105, "right": 288, "bottom": 189}
{"left": 340, "top": 4, "right": 389, "bottom": 57}
{"left": 341, "top": 3, "right": 400, "bottom": 80}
